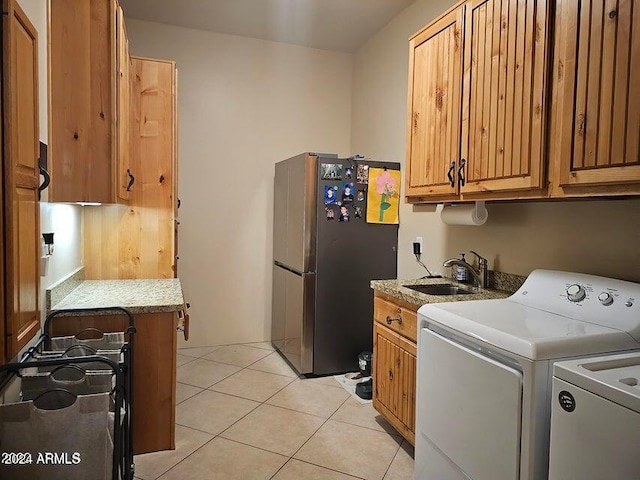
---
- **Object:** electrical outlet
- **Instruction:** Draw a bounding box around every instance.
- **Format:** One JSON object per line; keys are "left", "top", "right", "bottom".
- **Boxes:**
{"left": 414, "top": 237, "right": 423, "bottom": 255}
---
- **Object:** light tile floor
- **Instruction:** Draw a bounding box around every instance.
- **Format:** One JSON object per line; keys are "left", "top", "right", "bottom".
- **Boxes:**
{"left": 134, "top": 343, "right": 414, "bottom": 480}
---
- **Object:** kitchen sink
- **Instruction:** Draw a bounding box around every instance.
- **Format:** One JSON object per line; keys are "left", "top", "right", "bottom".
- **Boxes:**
{"left": 403, "top": 283, "right": 477, "bottom": 296}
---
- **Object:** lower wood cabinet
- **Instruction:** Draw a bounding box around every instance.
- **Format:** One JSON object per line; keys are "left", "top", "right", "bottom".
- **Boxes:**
{"left": 49, "top": 310, "right": 178, "bottom": 454}
{"left": 2, "top": 0, "right": 41, "bottom": 362}
{"left": 372, "top": 292, "right": 418, "bottom": 445}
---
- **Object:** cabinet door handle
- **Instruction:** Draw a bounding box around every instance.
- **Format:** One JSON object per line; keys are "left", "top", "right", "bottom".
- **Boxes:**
{"left": 447, "top": 161, "right": 456, "bottom": 188}
{"left": 458, "top": 159, "right": 466, "bottom": 187}
{"left": 126, "top": 169, "right": 135, "bottom": 191}
{"left": 389, "top": 369, "right": 394, "bottom": 381}
{"left": 178, "top": 301, "right": 190, "bottom": 340}
{"left": 386, "top": 315, "right": 402, "bottom": 325}
{"left": 38, "top": 165, "right": 50, "bottom": 200}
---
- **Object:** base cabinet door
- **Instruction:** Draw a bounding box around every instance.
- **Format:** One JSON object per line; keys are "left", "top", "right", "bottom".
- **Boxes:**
{"left": 373, "top": 321, "right": 416, "bottom": 445}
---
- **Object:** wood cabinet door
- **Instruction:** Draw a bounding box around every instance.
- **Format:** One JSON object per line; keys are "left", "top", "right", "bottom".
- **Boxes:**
{"left": 373, "top": 322, "right": 416, "bottom": 444}
{"left": 116, "top": 5, "right": 132, "bottom": 202}
{"left": 553, "top": 0, "right": 640, "bottom": 188}
{"left": 405, "top": 7, "right": 464, "bottom": 200}
{"left": 3, "top": 0, "right": 40, "bottom": 359}
{"left": 460, "top": 0, "right": 549, "bottom": 195}
{"left": 49, "top": 0, "right": 117, "bottom": 203}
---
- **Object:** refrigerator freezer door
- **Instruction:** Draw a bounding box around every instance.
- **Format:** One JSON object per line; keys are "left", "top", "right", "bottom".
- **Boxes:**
{"left": 273, "top": 153, "right": 317, "bottom": 273}
{"left": 271, "top": 264, "right": 315, "bottom": 374}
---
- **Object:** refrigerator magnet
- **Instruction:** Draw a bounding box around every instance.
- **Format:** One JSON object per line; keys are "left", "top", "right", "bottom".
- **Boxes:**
{"left": 345, "top": 167, "right": 353, "bottom": 179}
{"left": 341, "top": 182, "right": 354, "bottom": 203}
{"left": 338, "top": 205, "right": 350, "bottom": 222}
{"left": 354, "top": 206, "right": 363, "bottom": 219}
{"left": 356, "top": 164, "right": 369, "bottom": 184}
{"left": 356, "top": 188, "right": 366, "bottom": 202}
{"left": 324, "top": 185, "right": 338, "bottom": 204}
{"left": 325, "top": 206, "right": 335, "bottom": 220}
{"left": 320, "top": 163, "right": 342, "bottom": 180}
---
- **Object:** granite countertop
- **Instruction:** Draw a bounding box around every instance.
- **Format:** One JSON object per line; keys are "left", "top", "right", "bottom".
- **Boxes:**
{"left": 371, "top": 276, "right": 516, "bottom": 307}
{"left": 47, "top": 270, "right": 184, "bottom": 315}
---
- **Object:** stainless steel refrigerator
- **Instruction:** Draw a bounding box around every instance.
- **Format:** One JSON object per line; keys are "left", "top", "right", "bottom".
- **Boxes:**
{"left": 272, "top": 152, "right": 398, "bottom": 376}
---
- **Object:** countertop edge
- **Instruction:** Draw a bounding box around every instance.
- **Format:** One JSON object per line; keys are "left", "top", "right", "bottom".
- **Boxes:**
{"left": 371, "top": 277, "right": 512, "bottom": 307}
{"left": 46, "top": 278, "right": 184, "bottom": 316}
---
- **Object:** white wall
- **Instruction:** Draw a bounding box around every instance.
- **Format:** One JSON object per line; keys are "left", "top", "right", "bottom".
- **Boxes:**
{"left": 126, "top": 20, "right": 353, "bottom": 346}
{"left": 352, "top": 0, "right": 640, "bottom": 283}
{"left": 17, "top": 0, "right": 84, "bottom": 326}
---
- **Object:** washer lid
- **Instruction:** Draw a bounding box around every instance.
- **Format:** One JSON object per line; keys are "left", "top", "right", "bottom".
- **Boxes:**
{"left": 418, "top": 299, "right": 640, "bottom": 360}
{"left": 509, "top": 270, "right": 640, "bottom": 343}
{"left": 553, "top": 352, "right": 640, "bottom": 412}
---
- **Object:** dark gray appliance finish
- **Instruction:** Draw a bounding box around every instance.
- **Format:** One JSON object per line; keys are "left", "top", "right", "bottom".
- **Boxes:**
{"left": 272, "top": 152, "right": 398, "bottom": 376}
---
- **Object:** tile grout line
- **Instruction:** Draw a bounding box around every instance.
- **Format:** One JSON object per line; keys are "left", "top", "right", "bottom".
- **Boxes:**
{"left": 380, "top": 440, "right": 405, "bottom": 480}
{"left": 171, "top": 344, "right": 397, "bottom": 479}
{"left": 150, "top": 433, "right": 220, "bottom": 480}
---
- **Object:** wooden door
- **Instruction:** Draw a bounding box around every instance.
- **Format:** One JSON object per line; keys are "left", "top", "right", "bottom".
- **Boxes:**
{"left": 373, "top": 322, "right": 416, "bottom": 444}
{"left": 3, "top": 0, "right": 40, "bottom": 359}
{"left": 49, "top": 0, "right": 117, "bottom": 203}
{"left": 116, "top": 5, "right": 132, "bottom": 201}
{"left": 461, "top": 0, "right": 549, "bottom": 194}
{"left": 405, "top": 7, "right": 464, "bottom": 201}
{"left": 554, "top": 0, "right": 640, "bottom": 188}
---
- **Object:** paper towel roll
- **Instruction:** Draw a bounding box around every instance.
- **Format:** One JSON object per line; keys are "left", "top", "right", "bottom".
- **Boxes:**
{"left": 440, "top": 201, "right": 488, "bottom": 226}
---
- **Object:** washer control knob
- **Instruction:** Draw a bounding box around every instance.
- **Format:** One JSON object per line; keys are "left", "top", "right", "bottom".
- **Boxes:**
{"left": 566, "top": 284, "right": 586, "bottom": 302}
{"left": 598, "top": 292, "right": 614, "bottom": 306}
{"left": 626, "top": 299, "right": 634, "bottom": 308}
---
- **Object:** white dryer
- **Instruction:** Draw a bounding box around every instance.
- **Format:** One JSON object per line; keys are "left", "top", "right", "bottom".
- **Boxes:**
{"left": 548, "top": 352, "right": 640, "bottom": 480}
{"left": 415, "top": 270, "right": 640, "bottom": 480}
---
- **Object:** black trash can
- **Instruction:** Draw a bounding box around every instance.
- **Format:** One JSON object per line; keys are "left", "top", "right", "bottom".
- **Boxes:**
{"left": 358, "top": 351, "right": 372, "bottom": 377}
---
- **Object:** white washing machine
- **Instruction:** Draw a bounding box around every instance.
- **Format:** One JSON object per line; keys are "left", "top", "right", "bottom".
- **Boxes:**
{"left": 415, "top": 270, "right": 640, "bottom": 480}
{"left": 548, "top": 352, "right": 640, "bottom": 480}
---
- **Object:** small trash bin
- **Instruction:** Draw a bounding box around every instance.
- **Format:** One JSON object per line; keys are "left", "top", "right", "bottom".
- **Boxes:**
{"left": 358, "top": 351, "right": 372, "bottom": 377}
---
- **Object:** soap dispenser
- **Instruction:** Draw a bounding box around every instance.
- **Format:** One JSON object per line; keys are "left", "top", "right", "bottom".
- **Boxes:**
{"left": 455, "top": 253, "right": 468, "bottom": 283}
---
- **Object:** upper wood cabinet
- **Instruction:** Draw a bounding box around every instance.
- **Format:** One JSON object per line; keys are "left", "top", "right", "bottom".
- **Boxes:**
{"left": 550, "top": 0, "right": 640, "bottom": 195}
{"left": 117, "top": 5, "right": 133, "bottom": 202}
{"left": 49, "top": 0, "right": 134, "bottom": 204}
{"left": 83, "top": 57, "right": 179, "bottom": 280}
{"left": 2, "top": 0, "right": 41, "bottom": 360}
{"left": 406, "top": 8, "right": 463, "bottom": 200}
{"left": 406, "top": 0, "right": 550, "bottom": 203}
{"left": 461, "top": 0, "right": 549, "bottom": 196}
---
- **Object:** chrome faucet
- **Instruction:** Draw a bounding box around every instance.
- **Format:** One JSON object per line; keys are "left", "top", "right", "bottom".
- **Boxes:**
{"left": 443, "top": 251, "right": 488, "bottom": 289}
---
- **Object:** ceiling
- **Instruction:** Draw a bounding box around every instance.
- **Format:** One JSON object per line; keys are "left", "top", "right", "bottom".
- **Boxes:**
{"left": 118, "top": 0, "right": 415, "bottom": 53}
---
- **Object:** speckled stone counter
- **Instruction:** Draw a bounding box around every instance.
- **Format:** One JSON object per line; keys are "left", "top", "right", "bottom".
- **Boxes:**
{"left": 47, "top": 271, "right": 184, "bottom": 314}
{"left": 370, "top": 276, "right": 516, "bottom": 307}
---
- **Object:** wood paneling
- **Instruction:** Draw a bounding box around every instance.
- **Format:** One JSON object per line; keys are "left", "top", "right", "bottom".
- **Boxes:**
{"left": 405, "top": 7, "right": 463, "bottom": 199}
{"left": 47, "top": 312, "right": 178, "bottom": 454}
{"left": 49, "top": 0, "right": 116, "bottom": 203}
{"left": 553, "top": 0, "right": 640, "bottom": 190}
{"left": 373, "top": 321, "right": 416, "bottom": 445}
{"left": 461, "top": 0, "right": 548, "bottom": 194}
{"left": 3, "top": 0, "right": 40, "bottom": 360}
{"left": 84, "top": 58, "right": 177, "bottom": 280}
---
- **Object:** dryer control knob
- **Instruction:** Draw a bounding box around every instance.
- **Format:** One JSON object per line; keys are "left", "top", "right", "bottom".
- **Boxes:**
{"left": 598, "top": 292, "right": 614, "bottom": 306}
{"left": 566, "top": 284, "right": 586, "bottom": 302}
